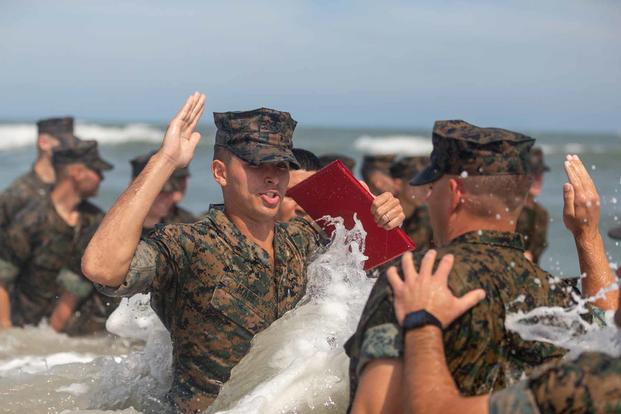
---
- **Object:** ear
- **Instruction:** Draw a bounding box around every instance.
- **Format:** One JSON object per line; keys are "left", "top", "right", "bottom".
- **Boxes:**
{"left": 448, "top": 178, "right": 462, "bottom": 212}
{"left": 212, "top": 159, "right": 227, "bottom": 186}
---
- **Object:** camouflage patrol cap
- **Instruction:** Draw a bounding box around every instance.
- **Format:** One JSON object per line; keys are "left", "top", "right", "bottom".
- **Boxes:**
{"left": 389, "top": 156, "right": 430, "bottom": 180}
{"left": 410, "top": 120, "right": 535, "bottom": 186}
{"left": 318, "top": 154, "right": 356, "bottom": 172}
{"left": 360, "top": 154, "right": 396, "bottom": 175}
{"left": 214, "top": 108, "right": 300, "bottom": 169}
{"left": 53, "top": 139, "right": 113, "bottom": 172}
{"left": 529, "top": 147, "right": 550, "bottom": 175}
{"left": 130, "top": 151, "right": 187, "bottom": 192}
{"left": 36, "top": 117, "right": 79, "bottom": 148}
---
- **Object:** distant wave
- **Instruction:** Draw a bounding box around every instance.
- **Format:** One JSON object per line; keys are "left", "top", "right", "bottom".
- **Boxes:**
{"left": 0, "top": 122, "right": 163, "bottom": 150}
{"left": 354, "top": 135, "right": 433, "bottom": 156}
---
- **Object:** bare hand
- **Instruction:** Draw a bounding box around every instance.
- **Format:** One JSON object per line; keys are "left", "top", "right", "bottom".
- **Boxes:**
{"left": 371, "top": 192, "right": 406, "bottom": 230}
{"left": 386, "top": 250, "right": 486, "bottom": 328}
{"left": 563, "top": 155, "right": 601, "bottom": 240}
{"left": 160, "top": 92, "right": 206, "bottom": 168}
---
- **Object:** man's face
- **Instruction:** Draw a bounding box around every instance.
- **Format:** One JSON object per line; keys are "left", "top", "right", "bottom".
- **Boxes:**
{"left": 399, "top": 179, "right": 430, "bottom": 209}
{"left": 529, "top": 174, "right": 544, "bottom": 198}
{"left": 426, "top": 176, "right": 453, "bottom": 245}
{"left": 38, "top": 134, "right": 61, "bottom": 156}
{"left": 277, "top": 169, "right": 316, "bottom": 222}
{"left": 74, "top": 165, "right": 102, "bottom": 198}
{"left": 367, "top": 170, "right": 396, "bottom": 195}
{"left": 223, "top": 156, "right": 290, "bottom": 221}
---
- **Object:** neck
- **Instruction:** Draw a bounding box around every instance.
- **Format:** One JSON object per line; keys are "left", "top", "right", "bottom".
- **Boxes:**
{"left": 399, "top": 196, "right": 417, "bottom": 218}
{"left": 442, "top": 212, "right": 518, "bottom": 246}
{"left": 143, "top": 213, "right": 162, "bottom": 229}
{"left": 50, "top": 181, "right": 82, "bottom": 225}
{"left": 225, "top": 207, "right": 275, "bottom": 251}
{"left": 33, "top": 156, "right": 56, "bottom": 184}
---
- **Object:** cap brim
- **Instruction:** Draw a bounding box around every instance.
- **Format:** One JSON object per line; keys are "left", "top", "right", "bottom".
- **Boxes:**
{"left": 409, "top": 164, "right": 443, "bottom": 186}
{"left": 89, "top": 158, "right": 114, "bottom": 172}
{"left": 608, "top": 226, "right": 621, "bottom": 240}
{"left": 228, "top": 142, "right": 300, "bottom": 169}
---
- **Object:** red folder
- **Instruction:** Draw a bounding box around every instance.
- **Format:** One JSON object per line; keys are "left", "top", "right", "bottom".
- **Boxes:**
{"left": 286, "top": 160, "right": 415, "bottom": 270}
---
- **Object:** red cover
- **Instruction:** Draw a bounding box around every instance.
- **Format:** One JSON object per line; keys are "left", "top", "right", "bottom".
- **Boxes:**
{"left": 286, "top": 160, "right": 415, "bottom": 270}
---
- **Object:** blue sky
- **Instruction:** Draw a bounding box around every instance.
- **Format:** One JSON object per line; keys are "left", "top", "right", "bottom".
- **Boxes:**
{"left": 1, "top": 0, "right": 619, "bottom": 131}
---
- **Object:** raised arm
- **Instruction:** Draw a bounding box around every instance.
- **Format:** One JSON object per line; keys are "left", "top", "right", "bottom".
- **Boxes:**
{"left": 563, "top": 155, "right": 618, "bottom": 310}
{"left": 81, "top": 92, "right": 206, "bottom": 286}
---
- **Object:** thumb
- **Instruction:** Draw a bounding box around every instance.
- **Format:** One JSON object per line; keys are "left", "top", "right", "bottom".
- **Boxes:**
{"left": 563, "top": 183, "right": 575, "bottom": 218}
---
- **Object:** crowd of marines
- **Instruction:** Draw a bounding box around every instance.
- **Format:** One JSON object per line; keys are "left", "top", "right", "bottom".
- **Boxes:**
{"left": 1, "top": 92, "right": 620, "bottom": 413}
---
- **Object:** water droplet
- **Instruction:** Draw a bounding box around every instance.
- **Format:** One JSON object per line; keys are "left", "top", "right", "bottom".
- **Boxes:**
{"left": 460, "top": 171, "right": 469, "bottom": 178}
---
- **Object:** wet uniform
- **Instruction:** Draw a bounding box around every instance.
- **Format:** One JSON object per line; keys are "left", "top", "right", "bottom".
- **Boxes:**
{"left": 0, "top": 197, "right": 103, "bottom": 326}
{"left": 517, "top": 201, "right": 549, "bottom": 264}
{"left": 98, "top": 205, "right": 323, "bottom": 411}
{"left": 490, "top": 352, "right": 621, "bottom": 413}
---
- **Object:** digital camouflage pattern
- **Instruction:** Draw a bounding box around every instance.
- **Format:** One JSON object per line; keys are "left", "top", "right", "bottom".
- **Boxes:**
{"left": 345, "top": 230, "right": 579, "bottom": 411}
{"left": 489, "top": 352, "right": 621, "bottom": 414}
{"left": 214, "top": 108, "right": 300, "bottom": 168}
{"left": 0, "top": 170, "right": 52, "bottom": 229}
{"left": 389, "top": 156, "right": 430, "bottom": 181}
{"left": 516, "top": 202, "right": 549, "bottom": 264}
{"left": 97, "top": 205, "right": 324, "bottom": 412}
{"left": 37, "top": 116, "right": 79, "bottom": 148}
{"left": 401, "top": 205, "right": 434, "bottom": 253}
{"left": 53, "top": 139, "right": 113, "bottom": 172}
{"left": 410, "top": 120, "right": 535, "bottom": 186}
{"left": 162, "top": 205, "right": 196, "bottom": 225}
{"left": 0, "top": 196, "right": 104, "bottom": 326}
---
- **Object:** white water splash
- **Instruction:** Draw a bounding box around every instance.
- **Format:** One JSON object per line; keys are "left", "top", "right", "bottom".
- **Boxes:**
{"left": 209, "top": 216, "right": 374, "bottom": 414}
{"left": 353, "top": 135, "right": 432, "bottom": 156}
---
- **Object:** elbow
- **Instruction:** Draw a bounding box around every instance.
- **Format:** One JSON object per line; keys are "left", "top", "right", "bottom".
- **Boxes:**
{"left": 81, "top": 253, "right": 104, "bottom": 285}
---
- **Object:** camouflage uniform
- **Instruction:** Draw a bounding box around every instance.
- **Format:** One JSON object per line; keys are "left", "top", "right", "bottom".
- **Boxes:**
{"left": 516, "top": 147, "right": 550, "bottom": 264}
{"left": 346, "top": 120, "right": 577, "bottom": 410}
{"left": 0, "top": 140, "right": 112, "bottom": 327}
{"left": 98, "top": 108, "right": 319, "bottom": 413}
{"left": 516, "top": 202, "right": 549, "bottom": 264}
{"left": 162, "top": 205, "right": 196, "bottom": 225}
{"left": 0, "top": 117, "right": 78, "bottom": 229}
{"left": 489, "top": 352, "right": 621, "bottom": 413}
{"left": 0, "top": 197, "right": 104, "bottom": 326}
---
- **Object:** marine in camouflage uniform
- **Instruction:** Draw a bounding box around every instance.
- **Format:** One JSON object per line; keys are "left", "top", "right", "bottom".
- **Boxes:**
{"left": 0, "top": 140, "right": 112, "bottom": 326}
{"left": 0, "top": 117, "right": 77, "bottom": 229}
{"left": 97, "top": 108, "right": 325, "bottom": 412}
{"left": 389, "top": 156, "right": 433, "bottom": 252}
{"left": 516, "top": 147, "right": 550, "bottom": 264}
{"left": 345, "top": 120, "right": 578, "bottom": 410}
{"left": 489, "top": 352, "right": 621, "bottom": 413}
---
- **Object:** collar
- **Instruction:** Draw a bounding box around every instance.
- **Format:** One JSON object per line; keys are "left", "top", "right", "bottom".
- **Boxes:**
{"left": 449, "top": 230, "right": 525, "bottom": 251}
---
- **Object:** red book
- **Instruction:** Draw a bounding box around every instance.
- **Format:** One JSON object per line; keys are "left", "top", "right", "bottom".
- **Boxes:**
{"left": 286, "top": 160, "right": 415, "bottom": 270}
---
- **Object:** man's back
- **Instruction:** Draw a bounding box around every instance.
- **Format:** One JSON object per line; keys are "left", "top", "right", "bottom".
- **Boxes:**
{"left": 346, "top": 230, "right": 575, "bottom": 405}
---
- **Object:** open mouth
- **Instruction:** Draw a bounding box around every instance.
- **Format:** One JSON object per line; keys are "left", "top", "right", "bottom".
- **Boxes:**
{"left": 259, "top": 190, "right": 281, "bottom": 207}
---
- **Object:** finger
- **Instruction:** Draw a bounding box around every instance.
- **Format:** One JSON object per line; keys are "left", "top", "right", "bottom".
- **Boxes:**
{"left": 435, "top": 254, "right": 454, "bottom": 285}
{"left": 386, "top": 266, "right": 404, "bottom": 293}
{"left": 456, "top": 289, "right": 486, "bottom": 316}
{"left": 187, "top": 96, "right": 206, "bottom": 132}
{"left": 384, "top": 212, "right": 405, "bottom": 230}
{"left": 572, "top": 155, "right": 599, "bottom": 201}
{"left": 401, "top": 252, "right": 417, "bottom": 284}
{"left": 188, "top": 93, "right": 206, "bottom": 125}
{"left": 565, "top": 156, "right": 584, "bottom": 196}
{"left": 563, "top": 183, "right": 575, "bottom": 218}
{"left": 371, "top": 192, "right": 392, "bottom": 215}
{"left": 374, "top": 197, "right": 400, "bottom": 221}
{"left": 419, "top": 249, "right": 437, "bottom": 281}
{"left": 175, "top": 93, "right": 197, "bottom": 121}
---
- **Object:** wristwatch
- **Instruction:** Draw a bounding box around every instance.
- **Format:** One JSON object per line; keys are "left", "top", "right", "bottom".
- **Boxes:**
{"left": 402, "top": 310, "right": 443, "bottom": 332}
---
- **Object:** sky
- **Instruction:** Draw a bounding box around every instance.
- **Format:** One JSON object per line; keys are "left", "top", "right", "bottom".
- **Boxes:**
{"left": 1, "top": 0, "right": 620, "bottom": 132}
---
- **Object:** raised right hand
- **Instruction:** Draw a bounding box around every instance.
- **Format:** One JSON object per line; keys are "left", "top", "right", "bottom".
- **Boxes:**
{"left": 159, "top": 92, "right": 206, "bottom": 168}
{"left": 562, "top": 154, "right": 601, "bottom": 240}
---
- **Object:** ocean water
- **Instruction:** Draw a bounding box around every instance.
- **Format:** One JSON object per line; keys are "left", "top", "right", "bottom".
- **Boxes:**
{"left": 0, "top": 121, "right": 620, "bottom": 413}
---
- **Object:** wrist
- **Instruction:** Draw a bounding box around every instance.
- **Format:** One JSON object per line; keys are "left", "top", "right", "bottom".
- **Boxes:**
{"left": 573, "top": 230, "right": 602, "bottom": 246}
{"left": 153, "top": 150, "right": 180, "bottom": 172}
{"left": 402, "top": 309, "right": 443, "bottom": 332}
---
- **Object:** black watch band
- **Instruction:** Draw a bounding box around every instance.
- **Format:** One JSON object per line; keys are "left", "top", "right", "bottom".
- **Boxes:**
{"left": 402, "top": 310, "right": 443, "bottom": 332}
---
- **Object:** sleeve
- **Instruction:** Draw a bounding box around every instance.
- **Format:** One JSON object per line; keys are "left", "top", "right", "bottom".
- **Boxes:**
{"left": 57, "top": 267, "right": 94, "bottom": 299}
{"left": 0, "top": 206, "right": 39, "bottom": 283}
{"left": 96, "top": 224, "right": 189, "bottom": 298}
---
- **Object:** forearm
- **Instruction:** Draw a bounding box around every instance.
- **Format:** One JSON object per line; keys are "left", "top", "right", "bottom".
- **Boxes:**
{"left": 49, "top": 292, "right": 78, "bottom": 332}
{"left": 0, "top": 283, "right": 12, "bottom": 329}
{"left": 405, "top": 327, "right": 488, "bottom": 414}
{"left": 82, "top": 151, "right": 176, "bottom": 286}
{"left": 574, "top": 232, "right": 618, "bottom": 310}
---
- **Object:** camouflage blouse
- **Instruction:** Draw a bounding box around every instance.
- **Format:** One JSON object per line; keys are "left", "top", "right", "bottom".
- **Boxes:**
{"left": 98, "top": 205, "right": 323, "bottom": 412}
{"left": 345, "top": 230, "right": 578, "bottom": 411}
{"left": 516, "top": 201, "right": 549, "bottom": 264}
{"left": 0, "top": 170, "right": 51, "bottom": 229}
